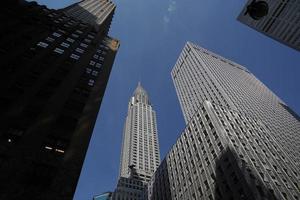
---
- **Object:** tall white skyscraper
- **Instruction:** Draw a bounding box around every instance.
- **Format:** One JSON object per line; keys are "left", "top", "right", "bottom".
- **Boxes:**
{"left": 119, "top": 82, "right": 160, "bottom": 181}
{"left": 171, "top": 42, "right": 300, "bottom": 166}
{"left": 113, "top": 83, "right": 160, "bottom": 200}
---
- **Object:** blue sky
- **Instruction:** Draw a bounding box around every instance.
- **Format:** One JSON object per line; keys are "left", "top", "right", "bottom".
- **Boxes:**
{"left": 34, "top": 0, "right": 300, "bottom": 199}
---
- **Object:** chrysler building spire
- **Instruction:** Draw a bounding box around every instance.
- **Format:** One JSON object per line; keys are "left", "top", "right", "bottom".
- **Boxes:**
{"left": 133, "top": 82, "right": 150, "bottom": 105}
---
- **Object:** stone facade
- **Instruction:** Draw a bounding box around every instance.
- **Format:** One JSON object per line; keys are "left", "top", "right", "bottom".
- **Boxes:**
{"left": 148, "top": 42, "right": 300, "bottom": 200}
{"left": 171, "top": 42, "right": 300, "bottom": 166}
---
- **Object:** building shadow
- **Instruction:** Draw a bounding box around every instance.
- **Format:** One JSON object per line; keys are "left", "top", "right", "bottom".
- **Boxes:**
{"left": 214, "top": 147, "right": 277, "bottom": 200}
{"left": 147, "top": 159, "right": 172, "bottom": 200}
{"left": 129, "top": 164, "right": 143, "bottom": 181}
{"left": 0, "top": 1, "right": 115, "bottom": 200}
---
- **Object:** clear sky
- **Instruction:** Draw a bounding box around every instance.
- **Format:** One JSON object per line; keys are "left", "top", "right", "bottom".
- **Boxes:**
{"left": 34, "top": 0, "right": 300, "bottom": 199}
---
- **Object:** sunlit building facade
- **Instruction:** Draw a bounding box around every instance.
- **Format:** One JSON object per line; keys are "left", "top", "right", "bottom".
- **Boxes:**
{"left": 63, "top": 0, "right": 115, "bottom": 29}
{"left": 148, "top": 42, "right": 300, "bottom": 200}
{"left": 172, "top": 42, "right": 300, "bottom": 166}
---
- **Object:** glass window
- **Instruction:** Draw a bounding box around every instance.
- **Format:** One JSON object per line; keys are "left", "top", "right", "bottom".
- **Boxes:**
{"left": 61, "top": 42, "right": 70, "bottom": 48}
{"left": 54, "top": 48, "right": 64, "bottom": 54}
{"left": 87, "top": 34, "right": 95, "bottom": 39}
{"left": 37, "top": 42, "right": 48, "bottom": 48}
{"left": 80, "top": 43, "right": 88, "bottom": 48}
{"left": 70, "top": 54, "right": 80, "bottom": 60}
{"left": 88, "top": 79, "right": 95, "bottom": 86}
{"left": 84, "top": 39, "right": 91, "bottom": 43}
{"left": 95, "top": 63, "right": 102, "bottom": 68}
{"left": 71, "top": 33, "right": 79, "bottom": 38}
{"left": 52, "top": 32, "right": 61, "bottom": 37}
{"left": 58, "top": 29, "right": 66, "bottom": 34}
{"left": 75, "top": 48, "right": 84, "bottom": 54}
{"left": 79, "top": 23, "right": 87, "bottom": 28}
{"left": 86, "top": 68, "right": 92, "bottom": 74}
{"left": 66, "top": 38, "right": 75, "bottom": 43}
{"left": 46, "top": 37, "right": 55, "bottom": 42}
{"left": 89, "top": 61, "right": 96, "bottom": 66}
{"left": 92, "top": 70, "right": 98, "bottom": 76}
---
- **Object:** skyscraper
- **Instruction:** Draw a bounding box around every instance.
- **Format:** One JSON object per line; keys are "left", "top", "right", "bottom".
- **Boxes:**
{"left": 237, "top": 0, "right": 300, "bottom": 51}
{"left": 172, "top": 42, "right": 300, "bottom": 166}
{"left": 148, "top": 42, "right": 300, "bottom": 200}
{"left": 63, "top": 0, "right": 115, "bottom": 29}
{"left": 114, "top": 83, "right": 161, "bottom": 199}
{"left": 0, "top": 1, "right": 119, "bottom": 199}
{"left": 119, "top": 82, "right": 160, "bottom": 181}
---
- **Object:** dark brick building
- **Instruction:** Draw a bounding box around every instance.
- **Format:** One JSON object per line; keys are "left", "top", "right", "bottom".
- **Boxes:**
{"left": 0, "top": 1, "right": 119, "bottom": 199}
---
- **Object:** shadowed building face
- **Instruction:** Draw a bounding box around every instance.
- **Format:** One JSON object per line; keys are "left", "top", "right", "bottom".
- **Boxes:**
{"left": 0, "top": 1, "right": 119, "bottom": 199}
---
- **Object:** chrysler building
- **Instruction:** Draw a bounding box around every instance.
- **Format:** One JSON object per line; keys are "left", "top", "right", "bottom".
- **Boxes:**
{"left": 113, "top": 83, "right": 161, "bottom": 199}
{"left": 119, "top": 82, "right": 160, "bottom": 182}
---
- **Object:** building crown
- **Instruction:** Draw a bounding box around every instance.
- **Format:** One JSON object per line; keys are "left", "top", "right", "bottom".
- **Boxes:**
{"left": 133, "top": 82, "right": 150, "bottom": 105}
